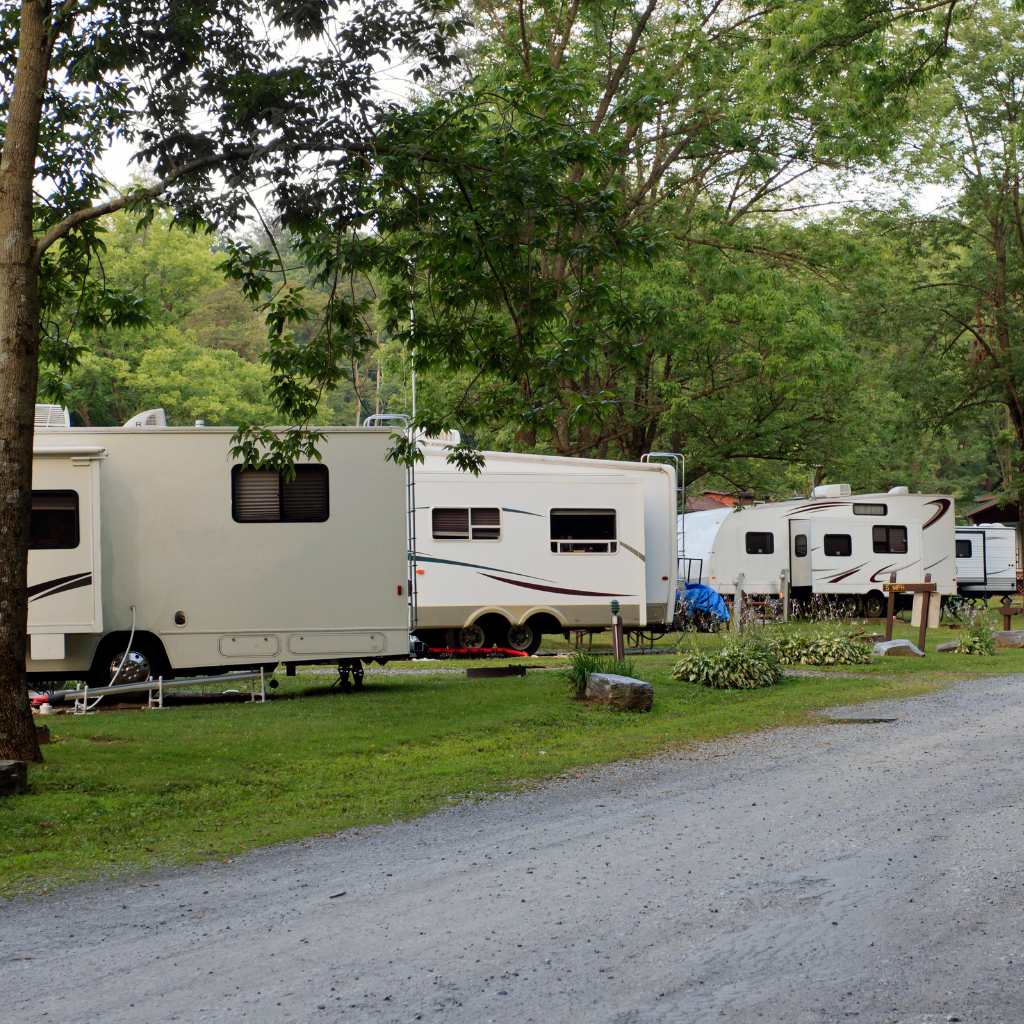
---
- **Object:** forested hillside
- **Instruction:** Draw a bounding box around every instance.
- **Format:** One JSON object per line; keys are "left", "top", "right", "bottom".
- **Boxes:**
{"left": 45, "top": 0, "right": 1022, "bottom": 513}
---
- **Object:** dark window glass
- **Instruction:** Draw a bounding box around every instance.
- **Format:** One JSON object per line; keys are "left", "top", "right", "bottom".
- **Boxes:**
{"left": 550, "top": 509, "right": 617, "bottom": 553}
{"left": 232, "top": 465, "right": 328, "bottom": 523}
{"left": 745, "top": 532, "right": 774, "bottom": 555}
{"left": 956, "top": 538, "right": 973, "bottom": 559}
{"left": 824, "top": 533, "right": 852, "bottom": 557}
{"left": 471, "top": 507, "right": 501, "bottom": 541}
{"left": 872, "top": 525, "right": 908, "bottom": 554}
{"left": 853, "top": 503, "right": 887, "bottom": 516}
{"left": 30, "top": 491, "right": 79, "bottom": 549}
{"left": 794, "top": 534, "right": 807, "bottom": 558}
{"left": 432, "top": 508, "right": 470, "bottom": 539}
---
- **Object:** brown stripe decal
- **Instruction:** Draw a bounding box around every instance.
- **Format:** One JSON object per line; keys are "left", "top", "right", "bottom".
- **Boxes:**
{"left": 27, "top": 572, "right": 91, "bottom": 600}
{"left": 923, "top": 498, "right": 951, "bottom": 529}
{"left": 478, "top": 572, "right": 634, "bottom": 598}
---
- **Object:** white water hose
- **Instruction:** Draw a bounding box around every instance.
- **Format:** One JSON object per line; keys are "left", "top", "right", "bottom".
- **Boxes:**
{"left": 109, "top": 605, "right": 137, "bottom": 687}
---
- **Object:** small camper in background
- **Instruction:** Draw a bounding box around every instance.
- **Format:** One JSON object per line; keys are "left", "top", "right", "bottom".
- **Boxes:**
{"left": 683, "top": 484, "right": 956, "bottom": 617}
{"left": 955, "top": 524, "right": 1019, "bottom": 599}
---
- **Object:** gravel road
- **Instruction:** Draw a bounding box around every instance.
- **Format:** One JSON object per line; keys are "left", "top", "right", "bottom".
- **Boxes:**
{"left": 3, "top": 674, "right": 1024, "bottom": 1024}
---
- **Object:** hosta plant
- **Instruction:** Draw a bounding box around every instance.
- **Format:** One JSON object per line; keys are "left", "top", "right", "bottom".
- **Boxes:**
{"left": 770, "top": 629, "right": 871, "bottom": 666}
{"left": 953, "top": 623, "right": 997, "bottom": 656}
{"left": 672, "top": 633, "right": 783, "bottom": 690}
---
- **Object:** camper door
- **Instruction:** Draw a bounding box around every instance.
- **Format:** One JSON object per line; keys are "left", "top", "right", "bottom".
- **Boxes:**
{"left": 789, "top": 519, "right": 811, "bottom": 587}
{"left": 28, "top": 451, "right": 103, "bottom": 639}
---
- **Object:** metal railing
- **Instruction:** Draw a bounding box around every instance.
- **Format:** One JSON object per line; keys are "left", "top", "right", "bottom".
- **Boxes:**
{"left": 679, "top": 557, "right": 703, "bottom": 585}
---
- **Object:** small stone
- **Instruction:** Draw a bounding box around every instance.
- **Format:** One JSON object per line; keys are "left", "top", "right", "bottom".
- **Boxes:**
{"left": 935, "top": 641, "right": 959, "bottom": 653}
{"left": 992, "top": 630, "right": 1024, "bottom": 648}
{"left": 871, "top": 639, "right": 924, "bottom": 657}
{"left": 0, "top": 760, "right": 28, "bottom": 797}
{"left": 585, "top": 672, "right": 654, "bottom": 712}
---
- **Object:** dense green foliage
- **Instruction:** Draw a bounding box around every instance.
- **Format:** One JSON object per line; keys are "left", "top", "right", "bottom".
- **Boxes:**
{"left": 673, "top": 633, "right": 784, "bottom": 688}
{"left": 769, "top": 629, "right": 872, "bottom": 667}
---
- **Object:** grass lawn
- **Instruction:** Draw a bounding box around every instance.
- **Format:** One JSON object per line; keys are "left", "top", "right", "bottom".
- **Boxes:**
{"left": 3, "top": 614, "right": 1020, "bottom": 899}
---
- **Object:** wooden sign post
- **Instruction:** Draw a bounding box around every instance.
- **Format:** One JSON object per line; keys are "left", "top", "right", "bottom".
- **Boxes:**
{"left": 883, "top": 574, "right": 937, "bottom": 653}
{"left": 999, "top": 595, "right": 1024, "bottom": 632}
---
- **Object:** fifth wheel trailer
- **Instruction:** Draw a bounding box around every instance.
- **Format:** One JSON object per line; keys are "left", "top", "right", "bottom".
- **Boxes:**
{"left": 26, "top": 411, "right": 409, "bottom": 687}
{"left": 411, "top": 447, "right": 678, "bottom": 653}
{"left": 682, "top": 485, "right": 956, "bottom": 617}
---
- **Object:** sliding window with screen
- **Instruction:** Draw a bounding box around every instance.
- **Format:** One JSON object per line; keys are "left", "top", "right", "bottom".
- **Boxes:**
{"left": 431, "top": 508, "right": 501, "bottom": 541}
{"left": 550, "top": 509, "right": 617, "bottom": 553}
{"left": 232, "top": 465, "right": 329, "bottom": 523}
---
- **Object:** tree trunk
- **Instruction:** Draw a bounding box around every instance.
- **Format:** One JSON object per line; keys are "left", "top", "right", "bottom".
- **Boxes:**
{"left": 0, "top": 1, "right": 52, "bottom": 763}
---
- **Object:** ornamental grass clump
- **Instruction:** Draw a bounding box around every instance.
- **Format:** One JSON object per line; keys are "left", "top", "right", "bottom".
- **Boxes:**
{"left": 770, "top": 628, "right": 871, "bottom": 666}
{"left": 563, "top": 649, "right": 646, "bottom": 698}
{"left": 672, "top": 633, "right": 783, "bottom": 690}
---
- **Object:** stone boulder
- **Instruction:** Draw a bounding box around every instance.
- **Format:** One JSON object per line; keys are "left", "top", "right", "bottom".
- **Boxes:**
{"left": 871, "top": 639, "right": 924, "bottom": 657}
{"left": 585, "top": 672, "right": 653, "bottom": 712}
{"left": 992, "top": 630, "right": 1024, "bottom": 649}
{"left": 935, "top": 641, "right": 959, "bottom": 653}
{"left": 0, "top": 760, "right": 27, "bottom": 797}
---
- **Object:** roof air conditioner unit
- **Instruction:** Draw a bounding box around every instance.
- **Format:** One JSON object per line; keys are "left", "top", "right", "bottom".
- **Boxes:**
{"left": 34, "top": 404, "right": 71, "bottom": 428}
{"left": 123, "top": 408, "right": 167, "bottom": 428}
{"left": 812, "top": 483, "right": 851, "bottom": 498}
{"left": 887, "top": 485, "right": 910, "bottom": 495}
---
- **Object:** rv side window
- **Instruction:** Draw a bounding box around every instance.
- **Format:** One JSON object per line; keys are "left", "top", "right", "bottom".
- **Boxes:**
{"left": 956, "top": 538, "right": 973, "bottom": 559}
{"left": 853, "top": 503, "right": 887, "bottom": 516}
{"left": 29, "top": 491, "right": 79, "bottom": 549}
{"left": 550, "top": 509, "right": 617, "bottom": 553}
{"left": 471, "top": 508, "right": 501, "bottom": 541}
{"left": 872, "top": 525, "right": 908, "bottom": 554}
{"left": 745, "top": 532, "right": 774, "bottom": 555}
{"left": 232, "top": 466, "right": 328, "bottom": 523}
{"left": 431, "top": 508, "right": 501, "bottom": 540}
{"left": 824, "top": 534, "right": 852, "bottom": 557}
{"left": 794, "top": 534, "right": 807, "bottom": 557}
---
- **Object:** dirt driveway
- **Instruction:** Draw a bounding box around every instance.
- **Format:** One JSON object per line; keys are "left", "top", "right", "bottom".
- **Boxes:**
{"left": 3, "top": 674, "right": 1023, "bottom": 1023}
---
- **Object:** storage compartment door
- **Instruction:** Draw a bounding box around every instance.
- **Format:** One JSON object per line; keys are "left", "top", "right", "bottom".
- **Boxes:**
{"left": 27, "top": 457, "right": 102, "bottom": 633}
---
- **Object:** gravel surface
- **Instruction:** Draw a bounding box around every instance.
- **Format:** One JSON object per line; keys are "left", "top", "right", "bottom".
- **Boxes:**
{"left": 3, "top": 674, "right": 1024, "bottom": 1024}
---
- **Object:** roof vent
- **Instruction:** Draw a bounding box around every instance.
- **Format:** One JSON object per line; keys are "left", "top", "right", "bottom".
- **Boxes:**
{"left": 123, "top": 408, "right": 167, "bottom": 428}
{"left": 812, "top": 483, "right": 851, "bottom": 499}
{"left": 34, "top": 404, "right": 71, "bottom": 428}
{"left": 887, "top": 485, "right": 910, "bottom": 495}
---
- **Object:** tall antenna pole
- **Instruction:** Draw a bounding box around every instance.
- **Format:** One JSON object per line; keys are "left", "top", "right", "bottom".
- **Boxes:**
{"left": 409, "top": 262, "right": 416, "bottom": 421}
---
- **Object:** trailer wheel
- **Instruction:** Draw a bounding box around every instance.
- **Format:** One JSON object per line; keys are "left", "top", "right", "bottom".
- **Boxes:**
{"left": 447, "top": 624, "right": 486, "bottom": 650}
{"left": 862, "top": 591, "right": 886, "bottom": 619}
{"left": 505, "top": 621, "right": 542, "bottom": 655}
{"left": 833, "top": 595, "right": 860, "bottom": 619}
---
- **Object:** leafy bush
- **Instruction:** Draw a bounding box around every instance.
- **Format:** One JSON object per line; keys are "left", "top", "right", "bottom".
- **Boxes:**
{"left": 672, "top": 633, "right": 782, "bottom": 690}
{"left": 953, "top": 621, "right": 996, "bottom": 656}
{"left": 562, "top": 650, "right": 646, "bottom": 698}
{"left": 769, "top": 628, "right": 871, "bottom": 666}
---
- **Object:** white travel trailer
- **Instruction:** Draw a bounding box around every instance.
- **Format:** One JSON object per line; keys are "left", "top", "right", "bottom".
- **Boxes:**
{"left": 683, "top": 485, "right": 956, "bottom": 618}
{"left": 27, "top": 410, "right": 409, "bottom": 686}
{"left": 411, "top": 448, "right": 678, "bottom": 653}
{"left": 955, "top": 524, "right": 1019, "bottom": 598}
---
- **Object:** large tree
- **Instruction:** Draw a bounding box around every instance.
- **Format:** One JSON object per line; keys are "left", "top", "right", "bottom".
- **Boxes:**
{"left": 0, "top": 0, "right": 459, "bottom": 762}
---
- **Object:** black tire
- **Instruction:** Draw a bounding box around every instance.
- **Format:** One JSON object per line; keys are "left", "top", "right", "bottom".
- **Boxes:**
{"left": 833, "top": 595, "right": 860, "bottom": 619}
{"left": 446, "top": 623, "right": 487, "bottom": 650}
{"left": 504, "top": 620, "right": 542, "bottom": 655}
{"left": 89, "top": 634, "right": 171, "bottom": 690}
{"left": 862, "top": 591, "right": 886, "bottom": 619}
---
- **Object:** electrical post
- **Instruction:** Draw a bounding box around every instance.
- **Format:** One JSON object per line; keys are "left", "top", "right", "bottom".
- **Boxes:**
{"left": 733, "top": 574, "right": 744, "bottom": 634}
{"left": 611, "top": 600, "right": 625, "bottom": 661}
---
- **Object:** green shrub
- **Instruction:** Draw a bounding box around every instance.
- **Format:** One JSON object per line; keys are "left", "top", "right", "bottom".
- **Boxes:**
{"left": 562, "top": 649, "right": 646, "bottom": 698}
{"left": 953, "top": 622, "right": 996, "bottom": 656}
{"left": 672, "top": 633, "right": 782, "bottom": 689}
{"left": 769, "top": 628, "right": 871, "bottom": 666}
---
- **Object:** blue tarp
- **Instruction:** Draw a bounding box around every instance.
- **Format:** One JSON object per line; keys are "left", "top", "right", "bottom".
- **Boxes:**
{"left": 679, "top": 582, "right": 730, "bottom": 622}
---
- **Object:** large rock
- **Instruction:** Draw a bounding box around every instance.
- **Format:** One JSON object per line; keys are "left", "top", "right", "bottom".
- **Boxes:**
{"left": 935, "top": 641, "right": 959, "bottom": 653}
{"left": 992, "top": 630, "right": 1024, "bottom": 649}
{"left": 585, "top": 672, "right": 653, "bottom": 712}
{"left": 871, "top": 639, "right": 924, "bottom": 658}
{"left": 0, "top": 760, "right": 27, "bottom": 797}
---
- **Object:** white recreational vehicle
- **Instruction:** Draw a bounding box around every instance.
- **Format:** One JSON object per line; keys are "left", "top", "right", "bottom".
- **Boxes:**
{"left": 411, "top": 448, "right": 679, "bottom": 653}
{"left": 27, "top": 409, "right": 409, "bottom": 686}
{"left": 955, "top": 524, "right": 1019, "bottom": 598}
{"left": 682, "top": 485, "right": 956, "bottom": 618}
